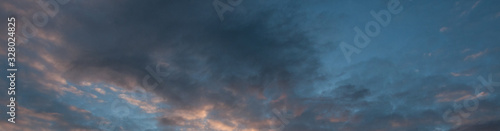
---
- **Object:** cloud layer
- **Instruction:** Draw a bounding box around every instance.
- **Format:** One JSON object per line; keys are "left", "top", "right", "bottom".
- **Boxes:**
{"left": 1, "top": 0, "right": 500, "bottom": 130}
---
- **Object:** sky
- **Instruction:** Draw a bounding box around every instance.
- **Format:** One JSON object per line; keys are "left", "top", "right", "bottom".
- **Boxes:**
{"left": 1, "top": 0, "right": 500, "bottom": 131}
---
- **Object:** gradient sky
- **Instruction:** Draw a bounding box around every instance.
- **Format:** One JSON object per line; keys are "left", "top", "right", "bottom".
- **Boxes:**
{"left": 1, "top": 0, "right": 500, "bottom": 131}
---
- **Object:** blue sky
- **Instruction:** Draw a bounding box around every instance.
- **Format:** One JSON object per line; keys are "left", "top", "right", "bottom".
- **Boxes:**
{"left": 1, "top": 0, "right": 500, "bottom": 130}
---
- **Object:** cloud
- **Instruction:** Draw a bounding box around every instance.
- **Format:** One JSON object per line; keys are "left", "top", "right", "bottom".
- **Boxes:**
{"left": 451, "top": 119, "right": 500, "bottom": 131}
{"left": 464, "top": 49, "right": 488, "bottom": 61}
{"left": 2, "top": 0, "right": 500, "bottom": 130}
{"left": 118, "top": 94, "right": 159, "bottom": 113}
{"left": 94, "top": 88, "right": 106, "bottom": 95}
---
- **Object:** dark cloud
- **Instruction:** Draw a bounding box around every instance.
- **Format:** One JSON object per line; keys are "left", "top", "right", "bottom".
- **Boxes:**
{"left": 451, "top": 119, "right": 500, "bottom": 131}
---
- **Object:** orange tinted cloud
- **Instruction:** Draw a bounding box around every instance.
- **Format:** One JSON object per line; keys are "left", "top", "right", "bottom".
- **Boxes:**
{"left": 464, "top": 49, "right": 487, "bottom": 61}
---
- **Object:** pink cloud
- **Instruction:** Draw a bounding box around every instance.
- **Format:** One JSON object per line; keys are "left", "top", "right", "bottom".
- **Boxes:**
{"left": 464, "top": 49, "right": 488, "bottom": 61}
